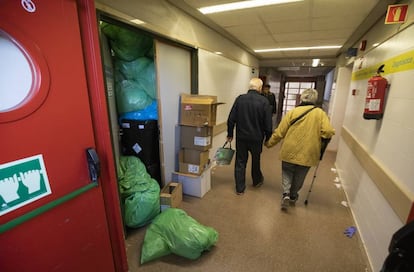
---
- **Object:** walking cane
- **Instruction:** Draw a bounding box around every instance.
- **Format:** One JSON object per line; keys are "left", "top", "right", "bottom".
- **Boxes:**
{"left": 304, "top": 137, "right": 331, "bottom": 206}
{"left": 304, "top": 163, "right": 319, "bottom": 205}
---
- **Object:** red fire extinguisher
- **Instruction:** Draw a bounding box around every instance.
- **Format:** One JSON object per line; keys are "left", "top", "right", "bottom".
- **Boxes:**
{"left": 363, "top": 64, "right": 388, "bottom": 120}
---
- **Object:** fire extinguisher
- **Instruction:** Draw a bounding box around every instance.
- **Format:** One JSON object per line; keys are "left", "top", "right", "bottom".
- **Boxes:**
{"left": 363, "top": 64, "right": 388, "bottom": 120}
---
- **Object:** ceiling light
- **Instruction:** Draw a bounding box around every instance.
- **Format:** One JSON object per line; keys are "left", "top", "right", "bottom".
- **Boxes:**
{"left": 312, "top": 59, "right": 320, "bottom": 67}
{"left": 254, "top": 45, "right": 341, "bottom": 53}
{"left": 278, "top": 67, "right": 300, "bottom": 71}
{"left": 199, "top": 0, "right": 304, "bottom": 14}
{"left": 129, "top": 19, "right": 145, "bottom": 25}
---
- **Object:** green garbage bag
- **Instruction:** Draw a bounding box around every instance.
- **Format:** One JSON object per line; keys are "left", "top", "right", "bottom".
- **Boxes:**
{"left": 117, "top": 156, "right": 160, "bottom": 228}
{"left": 117, "top": 156, "right": 151, "bottom": 195}
{"left": 114, "top": 57, "right": 156, "bottom": 99}
{"left": 101, "top": 22, "right": 153, "bottom": 61}
{"left": 123, "top": 180, "right": 160, "bottom": 228}
{"left": 115, "top": 80, "right": 153, "bottom": 114}
{"left": 141, "top": 208, "right": 219, "bottom": 264}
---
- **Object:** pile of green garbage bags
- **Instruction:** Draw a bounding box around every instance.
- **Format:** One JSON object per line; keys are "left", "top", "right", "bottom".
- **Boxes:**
{"left": 141, "top": 208, "right": 219, "bottom": 264}
{"left": 101, "top": 22, "right": 157, "bottom": 119}
{"left": 117, "top": 156, "right": 160, "bottom": 228}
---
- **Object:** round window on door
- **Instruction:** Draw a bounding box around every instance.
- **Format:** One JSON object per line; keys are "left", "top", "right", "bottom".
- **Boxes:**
{"left": 0, "top": 27, "right": 50, "bottom": 123}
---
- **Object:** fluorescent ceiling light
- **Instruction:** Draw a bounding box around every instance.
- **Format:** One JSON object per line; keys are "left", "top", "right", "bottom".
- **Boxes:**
{"left": 129, "top": 19, "right": 145, "bottom": 25}
{"left": 199, "top": 0, "right": 304, "bottom": 14}
{"left": 254, "top": 45, "right": 341, "bottom": 53}
{"left": 278, "top": 67, "right": 300, "bottom": 71}
{"left": 312, "top": 59, "right": 320, "bottom": 67}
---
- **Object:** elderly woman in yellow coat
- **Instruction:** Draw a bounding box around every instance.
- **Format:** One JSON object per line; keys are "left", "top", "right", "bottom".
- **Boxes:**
{"left": 265, "top": 88, "right": 335, "bottom": 211}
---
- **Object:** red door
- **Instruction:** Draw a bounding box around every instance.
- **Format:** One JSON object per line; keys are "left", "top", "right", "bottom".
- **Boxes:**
{"left": 0, "top": 1, "right": 126, "bottom": 271}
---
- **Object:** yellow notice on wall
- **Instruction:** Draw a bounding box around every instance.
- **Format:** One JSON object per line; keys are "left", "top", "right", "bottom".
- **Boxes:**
{"left": 352, "top": 49, "right": 414, "bottom": 81}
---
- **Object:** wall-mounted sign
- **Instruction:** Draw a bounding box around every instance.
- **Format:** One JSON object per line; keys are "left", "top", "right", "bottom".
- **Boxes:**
{"left": 385, "top": 4, "right": 409, "bottom": 24}
{"left": 0, "top": 154, "right": 51, "bottom": 216}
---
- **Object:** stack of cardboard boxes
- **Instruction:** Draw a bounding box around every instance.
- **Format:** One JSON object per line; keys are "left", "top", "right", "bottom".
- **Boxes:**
{"left": 173, "top": 94, "right": 222, "bottom": 198}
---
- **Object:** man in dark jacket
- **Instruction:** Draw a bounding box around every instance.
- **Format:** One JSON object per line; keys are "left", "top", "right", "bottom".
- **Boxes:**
{"left": 262, "top": 84, "right": 277, "bottom": 115}
{"left": 227, "top": 78, "right": 273, "bottom": 195}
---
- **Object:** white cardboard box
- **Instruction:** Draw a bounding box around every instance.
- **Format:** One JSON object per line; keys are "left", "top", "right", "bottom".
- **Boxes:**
{"left": 172, "top": 166, "right": 211, "bottom": 198}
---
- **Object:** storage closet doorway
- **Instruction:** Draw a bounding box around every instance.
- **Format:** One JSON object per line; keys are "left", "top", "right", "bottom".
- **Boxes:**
{"left": 97, "top": 14, "right": 194, "bottom": 250}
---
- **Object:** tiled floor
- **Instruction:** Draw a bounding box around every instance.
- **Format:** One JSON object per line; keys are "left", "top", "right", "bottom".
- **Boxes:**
{"left": 124, "top": 145, "right": 372, "bottom": 272}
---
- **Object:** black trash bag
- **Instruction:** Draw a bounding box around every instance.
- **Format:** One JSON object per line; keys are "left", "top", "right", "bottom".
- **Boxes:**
{"left": 140, "top": 208, "right": 219, "bottom": 264}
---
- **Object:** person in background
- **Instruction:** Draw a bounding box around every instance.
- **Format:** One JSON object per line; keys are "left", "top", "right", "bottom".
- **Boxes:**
{"left": 262, "top": 84, "right": 277, "bottom": 129}
{"left": 227, "top": 78, "right": 273, "bottom": 195}
{"left": 262, "top": 84, "right": 277, "bottom": 116}
{"left": 264, "top": 88, "right": 335, "bottom": 210}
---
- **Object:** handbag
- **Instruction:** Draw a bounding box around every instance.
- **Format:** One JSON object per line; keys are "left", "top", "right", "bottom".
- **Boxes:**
{"left": 214, "top": 141, "right": 235, "bottom": 165}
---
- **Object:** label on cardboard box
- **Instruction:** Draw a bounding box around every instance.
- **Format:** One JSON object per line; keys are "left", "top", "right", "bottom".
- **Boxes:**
{"left": 194, "top": 136, "right": 211, "bottom": 146}
{"left": 187, "top": 164, "right": 200, "bottom": 174}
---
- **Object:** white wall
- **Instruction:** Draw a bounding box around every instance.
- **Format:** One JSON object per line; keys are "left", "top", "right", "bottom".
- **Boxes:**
{"left": 328, "top": 66, "right": 351, "bottom": 152}
{"left": 336, "top": 22, "right": 414, "bottom": 271}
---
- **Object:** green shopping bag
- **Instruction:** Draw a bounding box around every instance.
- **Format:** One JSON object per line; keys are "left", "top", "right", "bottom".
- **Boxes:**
{"left": 214, "top": 141, "right": 235, "bottom": 165}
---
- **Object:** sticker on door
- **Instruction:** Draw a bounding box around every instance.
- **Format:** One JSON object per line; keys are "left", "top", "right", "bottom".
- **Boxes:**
{"left": 0, "top": 154, "right": 51, "bottom": 216}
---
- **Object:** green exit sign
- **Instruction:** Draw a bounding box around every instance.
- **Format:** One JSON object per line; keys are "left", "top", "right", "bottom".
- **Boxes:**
{"left": 0, "top": 155, "right": 51, "bottom": 216}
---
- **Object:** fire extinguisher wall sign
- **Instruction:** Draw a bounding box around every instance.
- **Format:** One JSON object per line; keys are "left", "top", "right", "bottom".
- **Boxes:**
{"left": 363, "top": 65, "right": 388, "bottom": 120}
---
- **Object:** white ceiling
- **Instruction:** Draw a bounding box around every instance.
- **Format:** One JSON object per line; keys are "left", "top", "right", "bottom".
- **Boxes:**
{"left": 168, "top": 0, "right": 397, "bottom": 76}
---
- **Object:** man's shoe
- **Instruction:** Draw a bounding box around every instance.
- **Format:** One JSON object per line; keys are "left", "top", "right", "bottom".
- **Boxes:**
{"left": 254, "top": 181, "right": 263, "bottom": 188}
{"left": 236, "top": 191, "right": 244, "bottom": 195}
{"left": 281, "top": 195, "right": 290, "bottom": 211}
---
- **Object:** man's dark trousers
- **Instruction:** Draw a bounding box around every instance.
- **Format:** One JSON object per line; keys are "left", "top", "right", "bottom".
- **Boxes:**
{"left": 234, "top": 138, "right": 264, "bottom": 193}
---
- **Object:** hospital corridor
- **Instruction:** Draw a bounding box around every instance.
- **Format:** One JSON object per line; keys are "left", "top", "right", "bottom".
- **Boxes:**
{"left": 1, "top": 1, "right": 414, "bottom": 272}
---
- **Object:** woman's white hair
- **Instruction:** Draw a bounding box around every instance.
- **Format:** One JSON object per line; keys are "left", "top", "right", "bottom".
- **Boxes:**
{"left": 300, "top": 88, "right": 318, "bottom": 104}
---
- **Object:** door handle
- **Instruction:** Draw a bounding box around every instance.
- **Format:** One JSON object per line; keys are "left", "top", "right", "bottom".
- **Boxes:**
{"left": 86, "top": 148, "right": 100, "bottom": 183}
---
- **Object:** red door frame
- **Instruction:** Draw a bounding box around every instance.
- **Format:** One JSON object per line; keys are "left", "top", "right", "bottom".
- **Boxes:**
{"left": 77, "top": 1, "right": 127, "bottom": 270}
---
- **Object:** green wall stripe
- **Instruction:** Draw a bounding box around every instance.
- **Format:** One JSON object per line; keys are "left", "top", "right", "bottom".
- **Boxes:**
{"left": 0, "top": 182, "right": 98, "bottom": 234}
